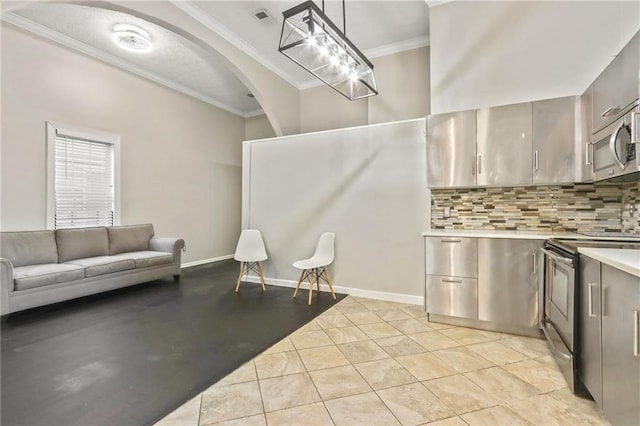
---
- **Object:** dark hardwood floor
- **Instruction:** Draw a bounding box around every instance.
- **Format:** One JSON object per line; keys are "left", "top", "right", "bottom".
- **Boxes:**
{"left": 1, "top": 260, "right": 344, "bottom": 426}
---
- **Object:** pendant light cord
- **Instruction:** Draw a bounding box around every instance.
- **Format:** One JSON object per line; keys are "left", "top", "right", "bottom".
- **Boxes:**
{"left": 343, "top": 0, "right": 346, "bottom": 36}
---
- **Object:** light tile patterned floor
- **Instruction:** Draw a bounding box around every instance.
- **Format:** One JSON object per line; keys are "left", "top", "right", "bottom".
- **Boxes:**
{"left": 156, "top": 296, "right": 609, "bottom": 426}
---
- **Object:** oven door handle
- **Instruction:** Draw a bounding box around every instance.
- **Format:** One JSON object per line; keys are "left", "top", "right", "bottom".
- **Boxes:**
{"left": 540, "top": 247, "right": 574, "bottom": 267}
{"left": 540, "top": 320, "right": 572, "bottom": 361}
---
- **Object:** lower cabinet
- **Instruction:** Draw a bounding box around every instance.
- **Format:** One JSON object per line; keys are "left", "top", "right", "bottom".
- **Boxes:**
{"left": 425, "top": 275, "right": 477, "bottom": 319}
{"left": 425, "top": 237, "right": 543, "bottom": 330}
{"left": 579, "top": 257, "right": 640, "bottom": 425}
{"left": 477, "top": 239, "right": 541, "bottom": 328}
{"left": 601, "top": 265, "right": 640, "bottom": 425}
{"left": 580, "top": 256, "right": 602, "bottom": 408}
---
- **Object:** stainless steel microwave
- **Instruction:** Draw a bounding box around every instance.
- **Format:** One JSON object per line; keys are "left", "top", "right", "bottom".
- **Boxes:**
{"left": 591, "top": 100, "right": 640, "bottom": 182}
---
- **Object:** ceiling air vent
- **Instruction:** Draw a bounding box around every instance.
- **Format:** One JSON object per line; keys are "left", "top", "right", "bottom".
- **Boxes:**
{"left": 252, "top": 9, "right": 272, "bottom": 22}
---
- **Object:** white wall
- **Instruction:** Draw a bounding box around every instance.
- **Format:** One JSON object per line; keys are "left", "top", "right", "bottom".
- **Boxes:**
{"left": 243, "top": 119, "right": 429, "bottom": 303}
{"left": 299, "top": 46, "right": 430, "bottom": 133}
{"left": 429, "top": 1, "right": 640, "bottom": 114}
{"left": 1, "top": 24, "right": 244, "bottom": 263}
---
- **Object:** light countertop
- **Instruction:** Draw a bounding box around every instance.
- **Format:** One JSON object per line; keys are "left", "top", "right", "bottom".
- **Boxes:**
{"left": 422, "top": 229, "right": 640, "bottom": 241}
{"left": 422, "top": 229, "right": 581, "bottom": 240}
{"left": 578, "top": 248, "right": 640, "bottom": 278}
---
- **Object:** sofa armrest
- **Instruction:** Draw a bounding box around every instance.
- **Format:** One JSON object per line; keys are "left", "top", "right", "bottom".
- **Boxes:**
{"left": 149, "top": 238, "right": 185, "bottom": 278}
{"left": 1, "top": 257, "right": 14, "bottom": 315}
{"left": 149, "top": 237, "right": 185, "bottom": 255}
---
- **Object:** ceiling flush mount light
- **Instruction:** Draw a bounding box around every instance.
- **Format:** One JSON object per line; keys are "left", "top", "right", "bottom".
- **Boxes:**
{"left": 279, "top": 0, "right": 378, "bottom": 101}
{"left": 112, "top": 24, "right": 152, "bottom": 53}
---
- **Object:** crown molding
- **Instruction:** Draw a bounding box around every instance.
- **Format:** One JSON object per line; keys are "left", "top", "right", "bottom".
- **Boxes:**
{"left": 298, "top": 36, "right": 431, "bottom": 91}
{"left": 2, "top": 12, "right": 263, "bottom": 118}
{"left": 364, "top": 35, "right": 430, "bottom": 59}
{"left": 244, "top": 108, "right": 267, "bottom": 118}
{"left": 425, "top": 0, "right": 456, "bottom": 8}
{"left": 169, "top": 0, "right": 305, "bottom": 90}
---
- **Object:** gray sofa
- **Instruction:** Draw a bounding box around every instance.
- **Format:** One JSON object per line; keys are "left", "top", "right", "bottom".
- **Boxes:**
{"left": 0, "top": 224, "right": 184, "bottom": 315}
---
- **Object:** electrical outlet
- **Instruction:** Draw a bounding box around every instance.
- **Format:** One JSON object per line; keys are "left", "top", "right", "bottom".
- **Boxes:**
{"left": 444, "top": 206, "right": 451, "bottom": 218}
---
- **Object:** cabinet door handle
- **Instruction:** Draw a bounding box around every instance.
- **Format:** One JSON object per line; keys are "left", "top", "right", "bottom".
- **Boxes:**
{"left": 442, "top": 278, "right": 463, "bottom": 284}
{"left": 585, "top": 143, "right": 593, "bottom": 165}
{"left": 601, "top": 106, "right": 620, "bottom": 117}
{"left": 534, "top": 150, "right": 539, "bottom": 171}
{"left": 634, "top": 310, "right": 639, "bottom": 357}
{"left": 440, "top": 238, "right": 462, "bottom": 243}
{"left": 588, "top": 283, "right": 597, "bottom": 317}
{"left": 532, "top": 253, "right": 536, "bottom": 274}
{"left": 472, "top": 155, "right": 476, "bottom": 176}
{"left": 601, "top": 284, "right": 608, "bottom": 318}
{"left": 477, "top": 155, "right": 482, "bottom": 175}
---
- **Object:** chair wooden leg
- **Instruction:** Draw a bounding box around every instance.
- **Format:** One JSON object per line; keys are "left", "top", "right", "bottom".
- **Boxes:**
{"left": 293, "top": 270, "right": 305, "bottom": 298}
{"left": 235, "top": 262, "right": 244, "bottom": 292}
{"left": 308, "top": 269, "right": 315, "bottom": 305}
{"left": 315, "top": 268, "right": 320, "bottom": 294}
{"left": 323, "top": 268, "right": 337, "bottom": 300}
{"left": 256, "top": 262, "right": 267, "bottom": 292}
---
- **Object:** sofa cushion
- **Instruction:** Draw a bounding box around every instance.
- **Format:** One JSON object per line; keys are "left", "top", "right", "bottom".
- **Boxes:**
{"left": 0, "top": 231, "right": 58, "bottom": 267}
{"left": 108, "top": 224, "right": 154, "bottom": 255}
{"left": 56, "top": 227, "right": 109, "bottom": 263}
{"left": 64, "top": 256, "right": 135, "bottom": 278}
{"left": 114, "top": 251, "right": 173, "bottom": 268}
{"left": 13, "top": 264, "right": 85, "bottom": 291}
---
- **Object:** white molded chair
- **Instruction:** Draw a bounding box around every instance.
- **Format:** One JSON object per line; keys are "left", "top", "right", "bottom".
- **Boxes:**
{"left": 234, "top": 229, "right": 268, "bottom": 292}
{"left": 293, "top": 232, "right": 336, "bottom": 305}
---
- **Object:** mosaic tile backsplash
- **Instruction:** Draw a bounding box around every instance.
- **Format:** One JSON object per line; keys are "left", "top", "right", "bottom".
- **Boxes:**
{"left": 431, "top": 181, "right": 640, "bottom": 234}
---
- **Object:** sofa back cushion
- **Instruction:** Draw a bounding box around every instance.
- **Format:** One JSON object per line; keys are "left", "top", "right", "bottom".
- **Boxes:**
{"left": 0, "top": 230, "right": 59, "bottom": 267}
{"left": 108, "top": 224, "right": 154, "bottom": 255}
{"left": 56, "top": 227, "right": 109, "bottom": 263}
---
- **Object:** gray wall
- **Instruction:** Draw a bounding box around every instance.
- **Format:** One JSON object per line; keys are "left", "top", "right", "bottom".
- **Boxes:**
{"left": 243, "top": 119, "right": 429, "bottom": 302}
{"left": 368, "top": 46, "right": 430, "bottom": 124}
{"left": 299, "top": 46, "right": 430, "bottom": 133}
{"left": 244, "top": 114, "right": 276, "bottom": 141}
{"left": 1, "top": 24, "right": 244, "bottom": 264}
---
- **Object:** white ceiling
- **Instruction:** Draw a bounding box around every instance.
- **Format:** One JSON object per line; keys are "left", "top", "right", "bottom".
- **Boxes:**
{"left": 3, "top": 1, "right": 430, "bottom": 116}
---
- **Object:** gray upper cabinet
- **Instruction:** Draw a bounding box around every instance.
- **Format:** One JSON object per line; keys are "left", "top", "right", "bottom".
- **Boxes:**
{"left": 579, "top": 86, "right": 594, "bottom": 182}
{"left": 592, "top": 30, "right": 640, "bottom": 133}
{"left": 427, "top": 110, "right": 476, "bottom": 188}
{"left": 477, "top": 102, "right": 533, "bottom": 186}
{"left": 592, "top": 52, "right": 624, "bottom": 132}
{"left": 621, "top": 31, "right": 639, "bottom": 104}
{"left": 532, "top": 97, "right": 576, "bottom": 184}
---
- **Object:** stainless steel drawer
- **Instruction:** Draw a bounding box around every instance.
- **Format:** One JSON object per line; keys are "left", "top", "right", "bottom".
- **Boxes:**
{"left": 425, "top": 237, "right": 477, "bottom": 278}
{"left": 426, "top": 275, "right": 478, "bottom": 319}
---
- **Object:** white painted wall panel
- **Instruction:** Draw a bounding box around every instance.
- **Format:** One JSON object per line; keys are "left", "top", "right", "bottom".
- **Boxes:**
{"left": 243, "top": 119, "right": 429, "bottom": 300}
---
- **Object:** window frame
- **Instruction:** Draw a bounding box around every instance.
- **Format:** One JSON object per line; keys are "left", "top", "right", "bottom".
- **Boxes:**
{"left": 46, "top": 121, "right": 121, "bottom": 230}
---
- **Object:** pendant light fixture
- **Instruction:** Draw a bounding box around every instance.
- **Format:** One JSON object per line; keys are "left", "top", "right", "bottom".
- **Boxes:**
{"left": 279, "top": 0, "right": 378, "bottom": 101}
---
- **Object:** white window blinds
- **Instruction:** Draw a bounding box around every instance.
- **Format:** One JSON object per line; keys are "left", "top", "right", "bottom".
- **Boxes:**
{"left": 54, "top": 133, "right": 115, "bottom": 229}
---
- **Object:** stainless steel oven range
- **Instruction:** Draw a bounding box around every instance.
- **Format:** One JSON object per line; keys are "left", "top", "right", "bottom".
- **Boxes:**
{"left": 540, "top": 237, "right": 640, "bottom": 395}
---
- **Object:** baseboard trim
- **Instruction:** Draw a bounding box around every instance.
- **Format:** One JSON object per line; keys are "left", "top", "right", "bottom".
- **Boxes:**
{"left": 182, "top": 255, "right": 234, "bottom": 268}
{"left": 243, "top": 275, "right": 423, "bottom": 305}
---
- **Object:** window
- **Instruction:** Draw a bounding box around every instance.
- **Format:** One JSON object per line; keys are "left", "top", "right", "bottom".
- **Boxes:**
{"left": 46, "top": 122, "right": 120, "bottom": 229}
